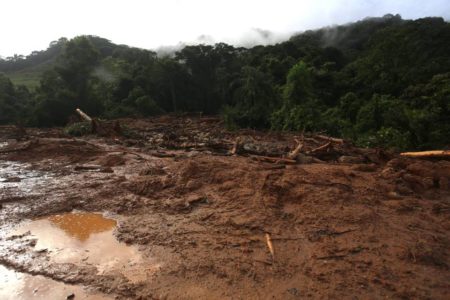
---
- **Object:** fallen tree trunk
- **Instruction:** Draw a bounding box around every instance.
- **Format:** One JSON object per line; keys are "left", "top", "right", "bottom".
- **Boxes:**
{"left": 287, "top": 139, "right": 304, "bottom": 160}
{"left": 75, "top": 108, "right": 122, "bottom": 137}
{"left": 400, "top": 150, "right": 450, "bottom": 158}
{"left": 230, "top": 137, "right": 240, "bottom": 155}
{"left": 265, "top": 233, "right": 275, "bottom": 260}
{"left": 315, "top": 134, "right": 345, "bottom": 144}
{"left": 310, "top": 141, "right": 332, "bottom": 153}
{"left": 76, "top": 108, "right": 92, "bottom": 122}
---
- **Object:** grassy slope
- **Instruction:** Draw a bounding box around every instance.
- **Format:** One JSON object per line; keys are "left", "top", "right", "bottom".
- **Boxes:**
{"left": 4, "top": 60, "right": 54, "bottom": 90}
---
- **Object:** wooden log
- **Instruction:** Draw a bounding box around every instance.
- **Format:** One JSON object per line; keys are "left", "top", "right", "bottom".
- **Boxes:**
{"left": 310, "top": 141, "right": 332, "bottom": 153}
{"left": 265, "top": 233, "right": 274, "bottom": 260}
{"left": 315, "top": 134, "right": 344, "bottom": 144}
{"left": 75, "top": 108, "right": 92, "bottom": 122}
{"left": 230, "top": 137, "right": 241, "bottom": 155}
{"left": 287, "top": 139, "right": 303, "bottom": 160}
{"left": 400, "top": 150, "right": 450, "bottom": 158}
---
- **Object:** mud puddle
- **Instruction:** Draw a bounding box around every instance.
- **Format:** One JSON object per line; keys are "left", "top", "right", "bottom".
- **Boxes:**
{"left": 0, "top": 264, "right": 110, "bottom": 300}
{"left": 11, "top": 212, "right": 156, "bottom": 283}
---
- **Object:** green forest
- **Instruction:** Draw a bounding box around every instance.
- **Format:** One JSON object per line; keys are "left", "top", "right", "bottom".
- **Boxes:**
{"left": 1, "top": 14, "right": 449, "bottom": 150}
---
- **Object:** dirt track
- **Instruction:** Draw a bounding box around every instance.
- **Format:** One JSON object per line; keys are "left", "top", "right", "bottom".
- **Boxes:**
{"left": 0, "top": 116, "right": 449, "bottom": 299}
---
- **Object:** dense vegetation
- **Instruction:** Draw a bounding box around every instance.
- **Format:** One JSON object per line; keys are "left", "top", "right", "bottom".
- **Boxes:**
{"left": 1, "top": 14, "right": 449, "bottom": 150}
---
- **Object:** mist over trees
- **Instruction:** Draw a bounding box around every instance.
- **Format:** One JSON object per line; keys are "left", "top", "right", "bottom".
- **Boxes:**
{"left": 0, "top": 15, "right": 449, "bottom": 150}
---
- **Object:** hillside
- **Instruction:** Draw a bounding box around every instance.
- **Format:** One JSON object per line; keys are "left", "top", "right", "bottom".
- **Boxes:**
{"left": 0, "top": 12, "right": 449, "bottom": 300}
{"left": 0, "top": 15, "right": 449, "bottom": 150}
{"left": 0, "top": 15, "right": 406, "bottom": 90}
{"left": 0, "top": 36, "right": 126, "bottom": 89}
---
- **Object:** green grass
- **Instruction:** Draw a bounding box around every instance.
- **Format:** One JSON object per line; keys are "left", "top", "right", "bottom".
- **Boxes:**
{"left": 5, "top": 60, "right": 54, "bottom": 90}
{"left": 7, "top": 71, "right": 41, "bottom": 90}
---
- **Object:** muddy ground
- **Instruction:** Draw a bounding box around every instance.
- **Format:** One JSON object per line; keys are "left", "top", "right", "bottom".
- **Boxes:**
{"left": 0, "top": 116, "right": 449, "bottom": 299}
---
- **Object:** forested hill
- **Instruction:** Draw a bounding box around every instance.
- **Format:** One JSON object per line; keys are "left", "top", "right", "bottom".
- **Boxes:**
{"left": 0, "top": 36, "right": 128, "bottom": 88}
{"left": 0, "top": 14, "right": 449, "bottom": 150}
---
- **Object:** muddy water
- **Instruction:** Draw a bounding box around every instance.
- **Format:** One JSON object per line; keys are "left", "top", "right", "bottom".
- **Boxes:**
{"left": 12, "top": 212, "right": 154, "bottom": 282}
{"left": 0, "top": 265, "right": 109, "bottom": 300}
{"left": 0, "top": 161, "right": 50, "bottom": 195}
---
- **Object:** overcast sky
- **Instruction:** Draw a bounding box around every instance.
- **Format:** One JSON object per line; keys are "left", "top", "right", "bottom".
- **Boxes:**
{"left": 1, "top": 0, "right": 449, "bottom": 57}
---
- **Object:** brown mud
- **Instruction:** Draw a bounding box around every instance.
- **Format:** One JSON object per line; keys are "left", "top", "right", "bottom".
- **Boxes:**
{"left": 0, "top": 116, "right": 449, "bottom": 299}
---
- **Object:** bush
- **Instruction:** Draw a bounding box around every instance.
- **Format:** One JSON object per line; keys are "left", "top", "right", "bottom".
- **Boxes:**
{"left": 64, "top": 121, "right": 91, "bottom": 136}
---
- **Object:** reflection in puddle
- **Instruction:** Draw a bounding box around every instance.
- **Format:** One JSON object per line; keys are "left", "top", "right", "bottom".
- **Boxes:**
{"left": 47, "top": 213, "right": 117, "bottom": 241}
{"left": 13, "top": 212, "right": 155, "bottom": 283}
{"left": 0, "top": 265, "right": 110, "bottom": 300}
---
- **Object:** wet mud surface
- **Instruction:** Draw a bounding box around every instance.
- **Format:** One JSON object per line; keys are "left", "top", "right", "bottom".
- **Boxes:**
{"left": 0, "top": 117, "right": 449, "bottom": 299}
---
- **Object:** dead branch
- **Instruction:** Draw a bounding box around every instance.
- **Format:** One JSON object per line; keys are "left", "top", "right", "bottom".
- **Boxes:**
{"left": 265, "top": 233, "right": 274, "bottom": 260}
{"left": 287, "top": 139, "right": 304, "bottom": 160}
{"left": 310, "top": 141, "right": 332, "bottom": 153}
{"left": 400, "top": 150, "right": 450, "bottom": 158}
{"left": 230, "top": 137, "right": 241, "bottom": 155}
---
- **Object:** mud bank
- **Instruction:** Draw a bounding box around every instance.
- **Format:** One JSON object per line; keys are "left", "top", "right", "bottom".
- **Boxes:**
{"left": 0, "top": 117, "right": 449, "bottom": 299}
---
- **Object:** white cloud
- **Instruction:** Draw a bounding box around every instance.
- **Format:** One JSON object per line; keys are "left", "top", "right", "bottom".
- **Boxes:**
{"left": 1, "top": 0, "right": 449, "bottom": 56}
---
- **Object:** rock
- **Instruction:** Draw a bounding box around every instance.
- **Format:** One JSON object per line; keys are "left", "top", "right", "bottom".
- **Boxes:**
{"left": 67, "top": 293, "right": 75, "bottom": 300}
{"left": 338, "top": 155, "right": 365, "bottom": 164}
